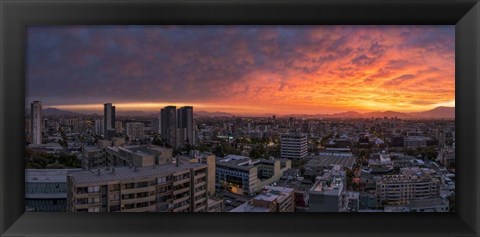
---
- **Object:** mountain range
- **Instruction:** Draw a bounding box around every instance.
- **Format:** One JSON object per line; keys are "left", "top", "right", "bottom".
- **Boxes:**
{"left": 28, "top": 106, "right": 454, "bottom": 119}
{"left": 282, "top": 106, "right": 455, "bottom": 119}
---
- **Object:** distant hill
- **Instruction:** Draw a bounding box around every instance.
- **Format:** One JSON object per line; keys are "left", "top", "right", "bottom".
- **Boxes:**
{"left": 409, "top": 106, "right": 455, "bottom": 119}
{"left": 116, "top": 111, "right": 149, "bottom": 117}
{"left": 280, "top": 106, "right": 455, "bottom": 119}
{"left": 326, "top": 111, "right": 364, "bottom": 118}
{"left": 42, "top": 108, "right": 80, "bottom": 116}
{"left": 363, "top": 111, "right": 411, "bottom": 119}
{"left": 194, "top": 111, "right": 235, "bottom": 117}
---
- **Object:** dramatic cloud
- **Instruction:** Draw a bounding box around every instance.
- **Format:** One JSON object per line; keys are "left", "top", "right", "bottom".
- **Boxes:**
{"left": 26, "top": 25, "right": 455, "bottom": 115}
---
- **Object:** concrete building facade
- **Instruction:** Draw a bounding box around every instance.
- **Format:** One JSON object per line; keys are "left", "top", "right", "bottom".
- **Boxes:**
{"left": 126, "top": 122, "right": 145, "bottom": 140}
{"left": 67, "top": 163, "right": 208, "bottom": 212}
{"left": 103, "top": 103, "right": 116, "bottom": 139}
{"left": 31, "top": 101, "right": 43, "bottom": 145}
{"left": 375, "top": 174, "right": 441, "bottom": 207}
{"left": 280, "top": 133, "right": 308, "bottom": 159}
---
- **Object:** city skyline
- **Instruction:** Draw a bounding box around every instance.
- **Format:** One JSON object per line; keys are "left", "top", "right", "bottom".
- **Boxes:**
{"left": 27, "top": 25, "right": 455, "bottom": 115}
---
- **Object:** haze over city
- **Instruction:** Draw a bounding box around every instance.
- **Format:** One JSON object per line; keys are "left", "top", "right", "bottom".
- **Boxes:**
{"left": 27, "top": 25, "right": 454, "bottom": 116}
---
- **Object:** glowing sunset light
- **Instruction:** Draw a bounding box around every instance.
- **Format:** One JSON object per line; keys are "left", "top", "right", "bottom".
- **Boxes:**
{"left": 27, "top": 25, "right": 454, "bottom": 115}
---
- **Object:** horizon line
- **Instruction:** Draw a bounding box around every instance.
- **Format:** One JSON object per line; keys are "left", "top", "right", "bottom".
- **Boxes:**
{"left": 34, "top": 105, "right": 456, "bottom": 117}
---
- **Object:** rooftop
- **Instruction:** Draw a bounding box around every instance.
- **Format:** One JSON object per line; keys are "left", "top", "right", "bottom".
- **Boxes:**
{"left": 379, "top": 174, "right": 433, "bottom": 184}
{"left": 306, "top": 155, "right": 355, "bottom": 170}
{"left": 310, "top": 179, "right": 344, "bottom": 196}
{"left": 229, "top": 202, "right": 271, "bottom": 212}
{"left": 68, "top": 163, "right": 205, "bottom": 185}
{"left": 404, "top": 136, "right": 433, "bottom": 141}
{"left": 26, "top": 169, "right": 82, "bottom": 183}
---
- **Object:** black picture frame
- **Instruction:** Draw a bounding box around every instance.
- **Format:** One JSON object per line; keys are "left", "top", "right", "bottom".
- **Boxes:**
{"left": 1, "top": 0, "right": 479, "bottom": 236}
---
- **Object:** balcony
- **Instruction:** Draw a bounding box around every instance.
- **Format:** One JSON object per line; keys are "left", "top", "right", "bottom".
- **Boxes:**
{"left": 121, "top": 186, "right": 155, "bottom": 194}
{"left": 194, "top": 205, "right": 207, "bottom": 212}
{"left": 173, "top": 187, "right": 190, "bottom": 196}
{"left": 194, "top": 173, "right": 206, "bottom": 180}
{"left": 173, "top": 178, "right": 190, "bottom": 186}
{"left": 121, "top": 195, "right": 156, "bottom": 205}
{"left": 157, "top": 190, "right": 173, "bottom": 196}
{"left": 123, "top": 205, "right": 156, "bottom": 212}
{"left": 195, "top": 197, "right": 206, "bottom": 205}
{"left": 173, "top": 195, "right": 190, "bottom": 204}
{"left": 74, "top": 203, "right": 91, "bottom": 209}
{"left": 74, "top": 192, "right": 100, "bottom": 198}
{"left": 194, "top": 181, "right": 207, "bottom": 188}
{"left": 173, "top": 204, "right": 190, "bottom": 212}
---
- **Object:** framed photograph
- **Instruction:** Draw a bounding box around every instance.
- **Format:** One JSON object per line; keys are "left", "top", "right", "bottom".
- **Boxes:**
{"left": 1, "top": 0, "right": 479, "bottom": 236}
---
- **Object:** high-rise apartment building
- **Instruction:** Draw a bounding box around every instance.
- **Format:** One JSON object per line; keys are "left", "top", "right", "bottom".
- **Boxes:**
{"left": 66, "top": 163, "right": 208, "bottom": 212}
{"left": 177, "top": 106, "right": 197, "bottom": 147}
{"left": 160, "top": 106, "right": 197, "bottom": 148}
{"left": 95, "top": 119, "right": 104, "bottom": 136}
{"left": 280, "top": 133, "right": 308, "bottom": 159}
{"left": 126, "top": 122, "right": 145, "bottom": 140}
{"left": 160, "top": 106, "right": 177, "bottom": 147}
{"left": 30, "top": 101, "right": 43, "bottom": 144}
{"left": 104, "top": 103, "right": 116, "bottom": 139}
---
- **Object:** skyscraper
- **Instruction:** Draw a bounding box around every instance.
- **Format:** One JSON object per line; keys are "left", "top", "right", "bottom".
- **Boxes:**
{"left": 30, "top": 101, "right": 43, "bottom": 144}
{"left": 177, "top": 106, "right": 197, "bottom": 147}
{"left": 160, "top": 105, "right": 197, "bottom": 148}
{"left": 103, "top": 103, "right": 116, "bottom": 139}
{"left": 160, "top": 106, "right": 177, "bottom": 147}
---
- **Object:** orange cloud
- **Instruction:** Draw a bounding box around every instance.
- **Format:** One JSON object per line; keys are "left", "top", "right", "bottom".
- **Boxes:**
{"left": 30, "top": 26, "right": 454, "bottom": 115}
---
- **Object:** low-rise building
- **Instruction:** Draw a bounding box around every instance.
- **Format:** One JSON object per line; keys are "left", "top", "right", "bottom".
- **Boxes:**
{"left": 81, "top": 146, "right": 105, "bottom": 169}
{"left": 404, "top": 136, "right": 433, "bottom": 148}
{"left": 215, "top": 155, "right": 291, "bottom": 196}
{"left": 230, "top": 185, "right": 294, "bottom": 212}
{"left": 207, "top": 197, "right": 224, "bottom": 212}
{"left": 106, "top": 145, "right": 173, "bottom": 168}
{"left": 308, "top": 165, "right": 347, "bottom": 212}
{"left": 375, "top": 174, "right": 440, "bottom": 208}
{"left": 409, "top": 198, "right": 449, "bottom": 212}
{"left": 275, "top": 174, "right": 313, "bottom": 212}
{"left": 346, "top": 191, "right": 360, "bottom": 212}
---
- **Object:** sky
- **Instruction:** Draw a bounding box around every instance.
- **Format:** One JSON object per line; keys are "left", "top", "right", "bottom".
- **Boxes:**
{"left": 26, "top": 25, "right": 455, "bottom": 115}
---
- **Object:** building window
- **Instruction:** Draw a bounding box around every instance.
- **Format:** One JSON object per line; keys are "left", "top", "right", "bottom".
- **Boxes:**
{"left": 109, "top": 184, "right": 120, "bottom": 191}
{"left": 87, "top": 186, "right": 100, "bottom": 193}
{"left": 157, "top": 177, "right": 167, "bottom": 184}
{"left": 136, "top": 181, "right": 148, "bottom": 188}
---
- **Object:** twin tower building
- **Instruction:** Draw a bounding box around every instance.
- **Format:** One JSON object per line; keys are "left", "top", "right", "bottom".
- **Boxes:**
{"left": 104, "top": 103, "right": 197, "bottom": 148}
{"left": 159, "top": 105, "right": 198, "bottom": 148}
